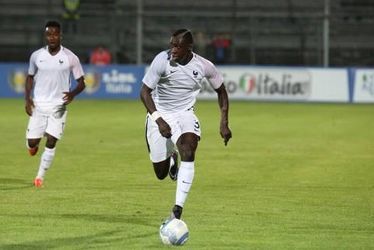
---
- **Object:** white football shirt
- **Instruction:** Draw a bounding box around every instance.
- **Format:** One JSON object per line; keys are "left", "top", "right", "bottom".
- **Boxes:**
{"left": 143, "top": 51, "right": 223, "bottom": 113}
{"left": 28, "top": 46, "right": 84, "bottom": 107}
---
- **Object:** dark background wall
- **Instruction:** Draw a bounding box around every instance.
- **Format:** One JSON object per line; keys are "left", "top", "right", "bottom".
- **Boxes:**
{"left": 0, "top": 0, "right": 373, "bottom": 66}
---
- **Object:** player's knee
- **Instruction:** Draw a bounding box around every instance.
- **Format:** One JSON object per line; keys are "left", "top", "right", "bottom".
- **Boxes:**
{"left": 153, "top": 162, "right": 169, "bottom": 180}
{"left": 45, "top": 135, "right": 58, "bottom": 148}
{"left": 45, "top": 141, "right": 57, "bottom": 149}
{"left": 179, "top": 145, "right": 196, "bottom": 161}
{"left": 27, "top": 139, "right": 39, "bottom": 148}
{"left": 155, "top": 172, "right": 168, "bottom": 180}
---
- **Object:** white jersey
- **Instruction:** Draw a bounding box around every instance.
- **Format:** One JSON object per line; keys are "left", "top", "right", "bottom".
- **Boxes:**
{"left": 142, "top": 50, "right": 223, "bottom": 113}
{"left": 28, "top": 46, "right": 84, "bottom": 107}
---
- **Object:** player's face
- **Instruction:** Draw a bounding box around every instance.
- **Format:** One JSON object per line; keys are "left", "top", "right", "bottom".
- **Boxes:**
{"left": 45, "top": 26, "right": 61, "bottom": 50}
{"left": 169, "top": 35, "right": 191, "bottom": 63}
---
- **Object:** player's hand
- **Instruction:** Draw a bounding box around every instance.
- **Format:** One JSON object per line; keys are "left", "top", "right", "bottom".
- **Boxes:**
{"left": 156, "top": 118, "right": 172, "bottom": 138}
{"left": 25, "top": 98, "right": 34, "bottom": 116}
{"left": 220, "top": 124, "right": 232, "bottom": 146}
{"left": 63, "top": 92, "right": 75, "bottom": 105}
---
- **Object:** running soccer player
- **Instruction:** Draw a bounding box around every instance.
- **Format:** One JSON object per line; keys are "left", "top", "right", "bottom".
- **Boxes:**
{"left": 25, "top": 20, "right": 86, "bottom": 187}
{"left": 140, "top": 29, "right": 232, "bottom": 220}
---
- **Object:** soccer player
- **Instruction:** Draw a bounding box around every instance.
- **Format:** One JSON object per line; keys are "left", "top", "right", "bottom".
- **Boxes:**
{"left": 25, "top": 20, "right": 86, "bottom": 187}
{"left": 140, "top": 29, "right": 232, "bottom": 220}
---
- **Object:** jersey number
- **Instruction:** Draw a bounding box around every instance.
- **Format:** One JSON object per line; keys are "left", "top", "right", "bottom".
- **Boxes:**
{"left": 194, "top": 121, "right": 200, "bottom": 129}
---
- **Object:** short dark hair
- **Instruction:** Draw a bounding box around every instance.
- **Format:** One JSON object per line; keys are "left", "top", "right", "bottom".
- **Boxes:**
{"left": 172, "top": 29, "right": 193, "bottom": 45}
{"left": 45, "top": 20, "right": 61, "bottom": 30}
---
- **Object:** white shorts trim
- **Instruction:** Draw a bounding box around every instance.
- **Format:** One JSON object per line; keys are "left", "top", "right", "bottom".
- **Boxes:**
{"left": 145, "top": 110, "right": 201, "bottom": 162}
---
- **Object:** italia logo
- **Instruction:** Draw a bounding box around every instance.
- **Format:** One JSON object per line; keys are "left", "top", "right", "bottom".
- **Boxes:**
{"left": 238, "top": 71, "right": 311, "bottom": 97}
{"left": 239, "top": 73, "right": 256, "bottom": 93}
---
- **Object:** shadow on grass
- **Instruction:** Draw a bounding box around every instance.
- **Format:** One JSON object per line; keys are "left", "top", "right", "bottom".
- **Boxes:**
{"left": 0, "top": 213, "right": 157, "bottom": 249}
{"left": 0, "top": 229, "right": 155, "bottom": 249}
{"left": 0, "top": 178, "right": 33, "bottom": 190}
{"left": 0, "top": 213, "right": 157, "bottom": 250}
{"left": 3, "top": 212, "right": 156, "bottom": 227}
{"left": 60, "top": 213, "right": 155, "bottom": 227}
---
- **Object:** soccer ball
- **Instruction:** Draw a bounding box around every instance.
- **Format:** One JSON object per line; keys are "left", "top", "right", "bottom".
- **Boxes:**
{"left": 159, "top": 218, "right": 189, "bottom": 246}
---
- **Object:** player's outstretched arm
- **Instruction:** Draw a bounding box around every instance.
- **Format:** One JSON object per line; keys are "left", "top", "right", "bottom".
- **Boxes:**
{"left": 215, "top": 84, "right": 232, "bottom": 146}
{"left": 63, "top": 76, "right": 86, "bottom": 105}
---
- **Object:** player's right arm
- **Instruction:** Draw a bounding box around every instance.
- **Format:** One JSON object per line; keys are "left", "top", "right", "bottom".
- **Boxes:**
{"left": 25, "top": 50, "right": 39, "bottom": 116}
{"left": 140, "top": 84, "right": 172, "bottom": 138}
{"left": 25, "top": 74, "right": 34, "bottom": 116}
{"left": 140, "top": 51, "right": 172, "bottom": 138}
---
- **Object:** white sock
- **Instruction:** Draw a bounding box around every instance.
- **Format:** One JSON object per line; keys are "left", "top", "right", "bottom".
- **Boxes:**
{"left": 176, "top": 161, "right": 195, "bottom": 207}
{"left": 36, "top": 147, "right": 56, "bottom": 179}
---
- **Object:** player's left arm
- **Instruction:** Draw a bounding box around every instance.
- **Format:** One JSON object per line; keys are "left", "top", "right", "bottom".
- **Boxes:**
{"left": 204, "top": 58, "right": 232, "bottom": 146}
{"left": 63, "top": 76, "right": 85, "bottom": 105}
{"left": 63, "top": 54, "right": 86, "bottom": 105}
{"left": 215, "top": 84, "right": 232, "bottom": 146}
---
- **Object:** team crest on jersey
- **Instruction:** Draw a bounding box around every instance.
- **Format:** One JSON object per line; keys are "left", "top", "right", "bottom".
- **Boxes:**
{"left": 59, "top": 59, "right": 64, "bottom": 64}
{"left": 193, "top": 70, "right": 198, "bottom": 78}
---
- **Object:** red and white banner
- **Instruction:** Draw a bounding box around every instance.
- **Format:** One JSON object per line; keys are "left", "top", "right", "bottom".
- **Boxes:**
{"left": 198, "top": 66, "right": 349, "bottom": 102}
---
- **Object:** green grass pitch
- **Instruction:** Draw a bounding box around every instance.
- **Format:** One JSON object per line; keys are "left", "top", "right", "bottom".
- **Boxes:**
{"left": 0, "top": 99, "right": 373, "bottom": 249}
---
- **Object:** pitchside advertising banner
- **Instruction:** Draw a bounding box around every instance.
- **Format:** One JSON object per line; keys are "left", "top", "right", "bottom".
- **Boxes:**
{"left": 351, "top": 69, "right": 374, "bottom": 103}
{"left": 82, "top": 65, "right": 143, "bottom": 98}
{"left": 199, "top": 66, "right": 349, "bottom": 102}
{"left": 0, "top": 63, "right": 144, "bottom": 99}
{"left": 0, "top": 63, "right": 372, "bottom": 103}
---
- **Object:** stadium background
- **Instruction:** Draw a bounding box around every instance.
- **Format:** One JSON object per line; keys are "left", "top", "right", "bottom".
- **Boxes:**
{"left": 0, "top": 0, "right": 373, "bottom": 66}
{"left": 1, "top": 0, "right": 374, "bottom": 103}
{"left": 0, "top": 1, "right": 373, "bottom": 249}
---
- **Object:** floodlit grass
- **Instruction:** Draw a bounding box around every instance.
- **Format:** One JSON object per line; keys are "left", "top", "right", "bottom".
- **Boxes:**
{"left": 0, "top": 99, "right": 373, "bottom": 249}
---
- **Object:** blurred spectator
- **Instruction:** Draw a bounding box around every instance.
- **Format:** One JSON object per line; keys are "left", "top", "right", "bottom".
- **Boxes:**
{"left": 62, "top": 0, "right": 80, "bottom": 34}
{"left": 90, "top": 45, "right": 112, "bottom": 65}
{"left": 194, "top": 31, "right": 209, "bottom": 57}
{"left": 211, "top": 33, "right": 231, "bottom": 64}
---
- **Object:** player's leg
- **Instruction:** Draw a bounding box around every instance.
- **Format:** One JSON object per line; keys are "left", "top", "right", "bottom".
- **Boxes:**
{"left": 27, "top": 138, "right": 41, "bottom": 156}
{"left": 171, "top": 132, "right": 199, "bottom": 219}
{"left": 153, "top": 159, "right": 173, "bottom": 180}
{"left": 169, "top": 150, "right": 179, "bottom": 181}
{"left": 35, "top": 134, "right": 58, "bottom": 183}
{"left": 34, "top": 109, "right": 66, "bottom": 187}
{"left": 153, "top": 147, "right": 179, "bottom": 181}
{"left": 25, "top": 109, "right": 46, "bottom": 156}
{"left": 146, "top": 115, "right": 177, "bottom": 180}
{"left": 168, "top": 110, "right": 201, "bottom": 219}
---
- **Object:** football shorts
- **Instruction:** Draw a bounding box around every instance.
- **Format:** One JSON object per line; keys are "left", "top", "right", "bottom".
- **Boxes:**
{"left": 26, "top": 105, "right": 67, "bottom": 140}
{"left": 145, "top": 109, "right": 201, "bottom": 163}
